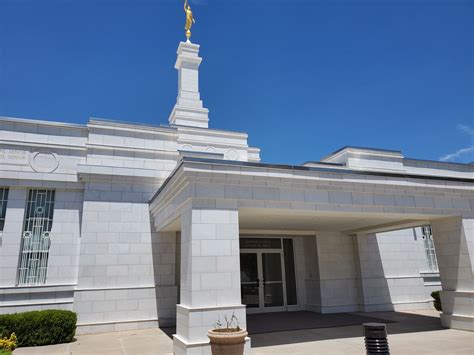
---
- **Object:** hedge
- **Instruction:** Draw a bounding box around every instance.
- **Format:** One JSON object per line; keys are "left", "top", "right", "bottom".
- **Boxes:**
{"left": 0, "top": 310, "right": 76, "bottom": 347}
{"left": 431, "top": 290, "right": 442, "bottom": 312}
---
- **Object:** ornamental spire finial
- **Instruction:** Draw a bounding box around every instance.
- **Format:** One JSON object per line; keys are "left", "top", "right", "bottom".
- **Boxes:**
{"left": 184, "top": 0, "right": 196, "bottom": 42}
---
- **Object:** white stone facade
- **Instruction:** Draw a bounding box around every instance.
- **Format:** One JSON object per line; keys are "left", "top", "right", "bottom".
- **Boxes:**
{"left": 1, "top": 40, "right": 473, "bottom": 354}
{"left": 0, "top": 110, "right": 259, "bottom": 335}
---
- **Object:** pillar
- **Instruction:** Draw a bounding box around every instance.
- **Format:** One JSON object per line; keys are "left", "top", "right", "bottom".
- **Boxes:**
{"left": 431, "top": 217, "right": 474, "bottom": 331}
{"left": 173, "top": 207, "right": 249, "bottom": 355}
{"left": 315, "top": 232, "right": 359, "bottom": 313}
{"left": 355, "top": 234, "right": 393, "bottom": 312}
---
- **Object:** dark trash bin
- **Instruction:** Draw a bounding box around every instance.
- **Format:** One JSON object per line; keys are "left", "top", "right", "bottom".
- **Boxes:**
{"left": 363, "top": 323, "right": 390, "bottom": 355}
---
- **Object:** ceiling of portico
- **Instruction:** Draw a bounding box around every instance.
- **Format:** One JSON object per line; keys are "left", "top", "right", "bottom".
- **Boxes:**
{"left": 159, "top": 207, "right": 438, "bottom": 235}
{"left": 238, "top": 208, "right": 431, "bottom": 234}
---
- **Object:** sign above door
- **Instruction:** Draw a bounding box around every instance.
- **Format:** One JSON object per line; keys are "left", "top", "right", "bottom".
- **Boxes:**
{"left": 240, "top": 238, "right": 282, "bottom": 249}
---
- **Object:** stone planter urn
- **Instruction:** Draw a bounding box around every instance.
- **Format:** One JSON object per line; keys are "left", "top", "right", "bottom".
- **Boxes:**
{"left": 207, "top": 328, "right": 248, "bottom": 355}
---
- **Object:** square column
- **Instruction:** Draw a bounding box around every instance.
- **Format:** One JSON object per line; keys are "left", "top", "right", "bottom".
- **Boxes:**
{"left": 315, "top": 232, "right": 360, "bottom": 313}
{"left": 431, "top": 217, "right": 474, "bottom": 331}
{"left": 355, "top": 234, "right": 393, "bottom": 312}
{"left": 173, "top": 207, "right": 249, "bottom": 355}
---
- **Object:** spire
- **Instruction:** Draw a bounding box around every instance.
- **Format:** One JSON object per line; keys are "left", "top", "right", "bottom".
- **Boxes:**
{"left": 168, "top": 41, "right": 209, "bottom": 128}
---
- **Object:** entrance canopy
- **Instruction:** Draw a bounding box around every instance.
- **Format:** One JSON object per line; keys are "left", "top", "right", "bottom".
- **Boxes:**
{"left": 150, "top": 156, "right": 473, "bottom": 234}
{"left": 149, "top": 155, "right": 473, "bottom": 354}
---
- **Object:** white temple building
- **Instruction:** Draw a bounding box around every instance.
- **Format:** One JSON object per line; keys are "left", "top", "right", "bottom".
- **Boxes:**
{"left": 0, "top": 39, "right": 473, "bottom": 354}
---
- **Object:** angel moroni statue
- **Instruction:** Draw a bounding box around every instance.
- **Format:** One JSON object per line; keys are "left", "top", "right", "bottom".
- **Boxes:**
{"left": 184, "top": 0, "right": 195, "bottom": 41}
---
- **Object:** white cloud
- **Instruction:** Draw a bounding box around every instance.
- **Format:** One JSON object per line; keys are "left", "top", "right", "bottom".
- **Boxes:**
{"left": 440, "top": 145, "right": 474, "bottom": 162}
{"left": 439, "top": 124, "right": 474, "bottom": 162}
{"left": 458, "top": 124, "right": 474, "bottom": 137}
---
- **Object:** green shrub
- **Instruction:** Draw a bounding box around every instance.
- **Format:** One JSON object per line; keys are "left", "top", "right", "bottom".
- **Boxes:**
{"left": 431, "top": 290, "right": 442, "bottom": 312}
{"left": 0, "top": 310, "right": 76, "bottom": 347}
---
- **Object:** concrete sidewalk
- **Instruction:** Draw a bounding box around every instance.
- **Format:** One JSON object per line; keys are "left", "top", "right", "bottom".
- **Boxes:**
{"left": 13, "top": 327, "right": 173, "bottom": 355}
{"left": 251, "top": 310, "right": 474, "bottom": 354}
{"left": 13, "top": 310, "right": 474, "bottom": 355}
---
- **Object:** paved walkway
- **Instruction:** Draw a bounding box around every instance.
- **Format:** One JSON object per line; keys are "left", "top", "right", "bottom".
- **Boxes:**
{"left": 13, "top": 328, "right": 173, "bottom": 355}
{"left": 247, "top": 310, "right": 396, "bottom": 334}
{"left": 250, "top": 310, "right": 474, "bottom": 354}
{"left": 13, "top": 310, "right": 474, "bottom": 354}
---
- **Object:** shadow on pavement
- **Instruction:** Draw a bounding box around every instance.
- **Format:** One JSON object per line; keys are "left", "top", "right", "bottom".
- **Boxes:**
{"left": 249, "top": 311, "right": 444, "bottom": 348}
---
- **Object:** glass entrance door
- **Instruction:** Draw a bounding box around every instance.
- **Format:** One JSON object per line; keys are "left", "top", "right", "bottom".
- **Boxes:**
{"left": 240, "top": 251, "right": 286, "bottom": 313}
{"left": 240, "top": 253, "right": 260, "bottom": 309}
{"left": 261, "top": 253, "right": 284, "bottom": 309}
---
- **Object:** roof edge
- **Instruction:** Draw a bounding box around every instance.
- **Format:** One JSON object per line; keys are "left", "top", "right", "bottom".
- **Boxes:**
{"left": 149, "top": 156, "right": 474, "bottom": 204}
{"left": 0, "top": 116, "right": 86, "bottom": 129}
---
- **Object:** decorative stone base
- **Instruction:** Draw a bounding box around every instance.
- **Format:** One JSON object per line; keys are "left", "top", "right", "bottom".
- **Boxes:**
{"left": 440, "top": 314, "right": 474, "bottom": 331}
{"left": 439, "top": 290, "right": 474, "bottom": 331}
{"left": 174, "top": 304, "right": 249, "bottom": 354}
{"left": 76, "top": 319, "right": 159, "bottom": 335}
{"left": 173, "top": 334, "right": 251, "bottom": 355}
{"left": 169, "top": 105, "right": 209, "bottom": 128}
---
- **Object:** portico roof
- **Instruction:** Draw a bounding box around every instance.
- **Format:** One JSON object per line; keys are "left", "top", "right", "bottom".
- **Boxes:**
{"left": 149, "top": 156, "right": 474, "bottom": 235}
{"left": 152, "top": 156, "right": 474, "bottom": 203}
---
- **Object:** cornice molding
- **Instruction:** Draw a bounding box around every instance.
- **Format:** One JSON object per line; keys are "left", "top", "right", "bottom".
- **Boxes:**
{"left": 0, "top": 116, "right": 86, "bottom": 130}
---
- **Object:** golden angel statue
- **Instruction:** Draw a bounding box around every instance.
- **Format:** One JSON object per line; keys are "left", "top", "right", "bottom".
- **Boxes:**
{"left": 184, "top": 0, "right": 196, "bottom": 41}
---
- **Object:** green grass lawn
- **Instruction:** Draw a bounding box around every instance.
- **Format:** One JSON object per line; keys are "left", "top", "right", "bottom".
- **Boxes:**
{"left": 0, "top": 349, "right": 12, "bottom": 355}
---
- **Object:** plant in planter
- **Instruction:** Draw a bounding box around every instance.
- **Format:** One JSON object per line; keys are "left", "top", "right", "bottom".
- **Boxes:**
{"left": 207, "top": 313, "right": 248, "bottom": 355}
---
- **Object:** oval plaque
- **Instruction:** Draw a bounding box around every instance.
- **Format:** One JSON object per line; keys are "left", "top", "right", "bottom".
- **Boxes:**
{"left": 30, "top": 151, "right": 59, "bottom": 173}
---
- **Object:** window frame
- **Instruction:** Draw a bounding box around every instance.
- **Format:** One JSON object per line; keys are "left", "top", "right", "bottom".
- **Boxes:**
{"left": 17, "top": 189, "right": 55, "bottom": 286}
{"left": 0, "top": 187, "right": 9, "bottom": 232}
{"left": 421, "top": 225, "right": 438, "bottom": 272}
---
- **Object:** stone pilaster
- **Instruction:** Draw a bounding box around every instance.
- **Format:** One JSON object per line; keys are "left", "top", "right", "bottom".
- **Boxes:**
{"left": 432, "top": 217, "right": 474, "bottom": 331}
{"left": 314, "top": 232, "right": 360, "bottom": 313}
{"left": 169, "top": 42, "right": 209, "bottom": 128}
{"left": 355, "top": 233, "right": 393, "bottom": 312}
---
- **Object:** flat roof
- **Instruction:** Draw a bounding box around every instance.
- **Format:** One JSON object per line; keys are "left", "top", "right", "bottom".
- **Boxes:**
{"left": 150, "top": 156, "right": 474, "bottom": 203}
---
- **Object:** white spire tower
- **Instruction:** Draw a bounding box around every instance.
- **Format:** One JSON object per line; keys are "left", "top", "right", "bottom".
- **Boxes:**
{"left": 168, "top": 41, "right": 209, "bottom": 128}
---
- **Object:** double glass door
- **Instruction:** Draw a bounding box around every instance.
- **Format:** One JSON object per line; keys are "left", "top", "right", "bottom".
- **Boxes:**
{"left": 240, "top": 251, "right": 286, "bottom": 313}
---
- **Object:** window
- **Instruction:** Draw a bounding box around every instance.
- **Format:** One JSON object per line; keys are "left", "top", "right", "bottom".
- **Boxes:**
{"left": 17, "top": 189, "right": 55, "bottom": 286}
{"left": 0, "top": 188, "right": 9, "bottom": 245}
{"left": 422, "top": 226, "right": 438, "bottom": 272}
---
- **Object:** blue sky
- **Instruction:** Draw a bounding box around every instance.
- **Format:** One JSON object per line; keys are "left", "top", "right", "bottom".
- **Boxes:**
{"left": 1, "top": 0, "right": 473, "bottom": 164}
